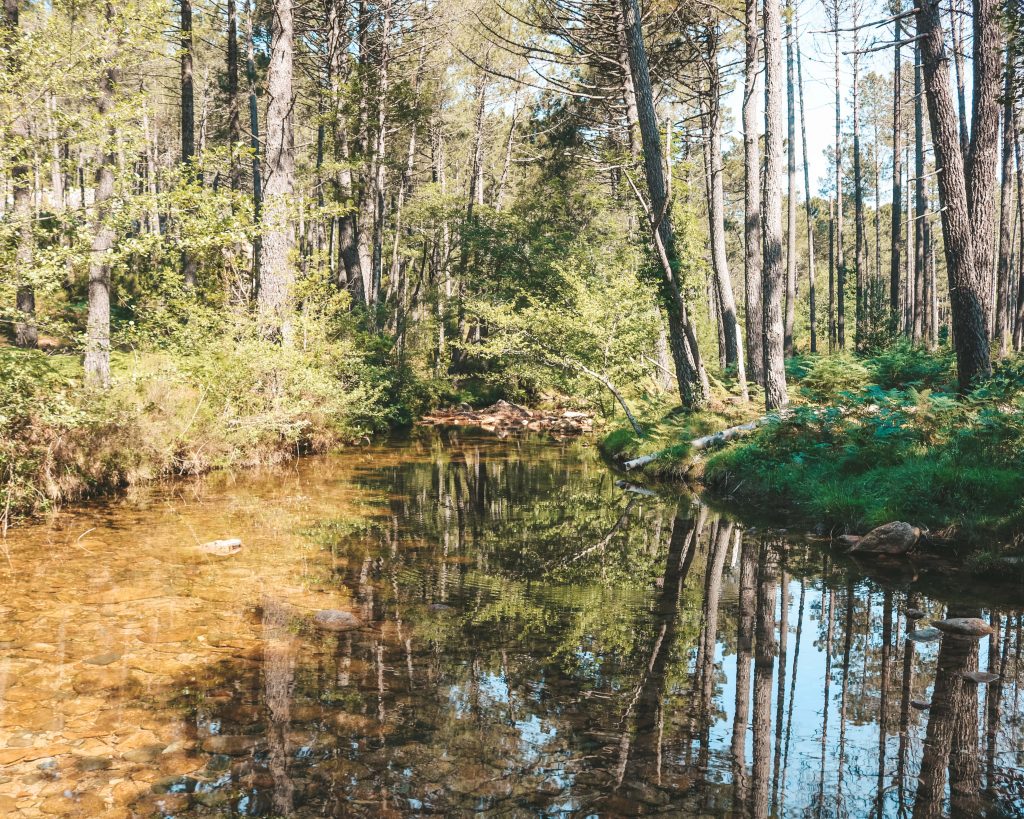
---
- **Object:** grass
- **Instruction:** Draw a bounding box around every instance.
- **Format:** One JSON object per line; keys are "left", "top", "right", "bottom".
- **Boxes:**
{"left": 602, "top": 344, "right": 1024, "bottom": 549}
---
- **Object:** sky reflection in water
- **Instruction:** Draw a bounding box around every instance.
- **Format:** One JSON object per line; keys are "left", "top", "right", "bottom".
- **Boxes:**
{"left": 0, "top": 430, "right": 1022, "bottom": 817}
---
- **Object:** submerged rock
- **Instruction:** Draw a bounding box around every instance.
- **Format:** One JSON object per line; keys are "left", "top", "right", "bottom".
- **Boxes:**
{"left": 313, "top": 609, "right": 363, "bottom": 632}
{"left": 200, "top": 735, "right": 261, "bottom": 755}
{"left": 907, "top": 627, "right": 942, "bottom": 643}
{"left": 931, "top": 617, "right": 994, "bottom": 638}
{"left": 963, "top": 670, "right": 1001, "bottom": 684}
{"left": 198, "top": 538, "right": 242, "bottom": 556}
{"left": 849, "top": 522, "right": 920, "bottom": 556}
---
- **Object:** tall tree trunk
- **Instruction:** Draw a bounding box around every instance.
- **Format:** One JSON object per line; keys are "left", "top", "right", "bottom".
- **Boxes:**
{"left": 967, "top": 0, "right": 1003, "bottom": 336}
{"left": 85, "top": 3, "right": 119, "bottom": 388}
{"left": 913, "top": 48, "right": 926, "bottom": 343}
{"left": 180, "top": 0, "right": 197, "bottom": 287}
{"left": 1015, "top": 126, "right": 1024, "bottom": 350}
{"left": 369, "top": 0, "right": 393, "bottom": 310}
{"left": 227, "top": 0, "right": 241, "bottom": 190}
{"left": 762, "top": 0, "right": 788, "bottom": 410}
{"left": 257, "top": 0, "right": 295, "bottom": 343}
{"left": 784, "top": 0, "right": 797, "bottom": 357}
{"left": 5, "top": 0, "right": 36, "bottom": 348}
{"left": 916, "top": 0, "right": 992, "bottom": 389}
{"left": 705, "top": 32, "right": 748, "bottom": 400}
{"left": 796, "top": 30, "right": 816, "bottom": 352}
{"left": 245, "top": 0, "right": 262, "bottom": 298}
{"left": 750, "top": 541, "right": 777, "bottom": 818}
{"left": 995, "top": 46, "right": 1015, "bottom": 356}
{"left": 852, "top": 42, "right": 867, "bottom": 348}
{"left": 833, "top": 5, "right": 846, "bottom": 348}
{"left": 890, "top": 12, "right": 904, "bottom": 327}
{"left": 743, "top": 0, "right": 764, "bottom": 384}
{"left": 621, "top": 0, "right": 709, "bottom": 410}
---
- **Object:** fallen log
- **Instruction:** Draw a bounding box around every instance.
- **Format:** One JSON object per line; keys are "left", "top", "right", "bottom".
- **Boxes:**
{"left": 623, "top": 416, "right": 770, "bottom": 471}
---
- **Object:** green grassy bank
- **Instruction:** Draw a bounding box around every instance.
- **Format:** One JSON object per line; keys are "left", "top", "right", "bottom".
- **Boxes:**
{"left": 602, "top": 344, "right": 1024, "bottom": 549}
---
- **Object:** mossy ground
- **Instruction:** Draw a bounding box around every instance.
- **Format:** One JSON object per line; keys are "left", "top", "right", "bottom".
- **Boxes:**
{"left": 602, "top": 344, "right": 1024, "bottom": 550}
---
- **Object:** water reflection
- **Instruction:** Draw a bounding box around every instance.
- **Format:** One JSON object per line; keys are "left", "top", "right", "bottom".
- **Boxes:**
{"left": 0, "top": 430, "right": 1022, "bottom": 816}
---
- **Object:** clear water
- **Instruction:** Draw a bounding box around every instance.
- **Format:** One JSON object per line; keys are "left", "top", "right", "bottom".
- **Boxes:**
{"left": 0, "top": 430, "right": 1021, "bottom": 817}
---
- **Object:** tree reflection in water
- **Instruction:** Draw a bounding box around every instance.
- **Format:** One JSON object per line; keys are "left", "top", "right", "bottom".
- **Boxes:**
{"left": 2, "top": 431, "right": 1024, "bottom": 817}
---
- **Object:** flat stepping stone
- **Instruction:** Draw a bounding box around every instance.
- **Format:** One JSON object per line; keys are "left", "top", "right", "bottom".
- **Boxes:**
{"left": 931, "top": 618, "right": 994, "bottom": 638}
{"left": 962, "top": 671, "right": 1001, "bottom": 684}
{"left": 198, "top": 538, "right": 242, "bottom": 556}
{"left": 313, "top": 610, "right": 363, "bottom": 632}
{"left": 906, "top": 609, "right": 925, "bottom": 620}
{"left": 907, "top": 627, "right": 942, "bottom": 643}
{"left": 911, "top": 700, "right": 931, "bottom": 710}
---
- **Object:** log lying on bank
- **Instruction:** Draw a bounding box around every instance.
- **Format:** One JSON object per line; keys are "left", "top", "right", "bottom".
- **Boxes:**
{"left": 622, "top": 417, "right": 768, "bottom": 471}
{"left": 419, "top": 400, "right": 593, "bottom": 436}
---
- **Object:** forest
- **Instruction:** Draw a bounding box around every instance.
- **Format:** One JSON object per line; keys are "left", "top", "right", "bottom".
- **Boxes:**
{"left": 2, "top": 0, "right": 1024, "bottom": 541}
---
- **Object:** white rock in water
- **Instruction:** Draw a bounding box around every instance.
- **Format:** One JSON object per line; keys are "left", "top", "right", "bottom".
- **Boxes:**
{"left": 907, "top": 627, "right": 942, "bottom": 643}
{"left": 198, "top": 538, "right": 242, "bottom": 556}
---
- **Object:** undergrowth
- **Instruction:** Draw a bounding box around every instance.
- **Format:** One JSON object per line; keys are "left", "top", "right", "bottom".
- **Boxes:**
{"left": 604, "top": 343, "right": 1024, "bottom": 545}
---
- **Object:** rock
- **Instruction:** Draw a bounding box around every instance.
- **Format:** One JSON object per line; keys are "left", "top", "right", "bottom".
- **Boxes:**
{"left": 849, "top": 522, "right": 920, "bottom": 556}
{"left": 931, "top": 617, "right": 994, "bottom": 638}
{"left": 906, "top": 608, "right": 926, "bottom": 620}
{"left": 312, "top": 609, "right": 363, "bottom": 632}
{"left": 198, "top": 538, "right": 242, "bottom": 556}
{"left": 151, "top": 775, "right": 199, "bottom": 794}
{"left": 963, "top": 671, "right": 1001, "bottom": 684}
{"left": 933, "top": 622, "right": 995, "bottom": 638}
{"left": 911, "top": 699, "right": 931, "bottom": 710}
{"left": 836, "top": 534, "right": 862, "bottom": 549}
{"left": 200, "top": 734, "right": 261, "bottom": 756}
{"left": 907, "top": 627, "right": 942, "bottom": 643}
{"left": 83, "top": 651, "right": 122, "bottom": 666}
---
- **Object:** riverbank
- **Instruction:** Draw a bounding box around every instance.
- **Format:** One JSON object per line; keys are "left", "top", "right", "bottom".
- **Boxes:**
{"left": 602, "top": 345, "right": 1024, "bottom": 561}
{"left": 0, "top": 336, "right": 404, "bottom": 526}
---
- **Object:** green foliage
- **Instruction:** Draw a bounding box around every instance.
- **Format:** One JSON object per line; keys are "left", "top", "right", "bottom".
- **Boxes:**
{"left": 797, "top": 354, "right": 871, "bottom": 402}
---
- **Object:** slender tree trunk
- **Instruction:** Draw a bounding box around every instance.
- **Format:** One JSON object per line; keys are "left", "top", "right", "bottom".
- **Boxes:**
{"left": 227, "top": 0, "right": 241, "bottom": 190}
{"left": 762, "top": 0, "right": 788, "bottom": 410}
{"left": 621, "top": 0, "right": 709, "bottom": 409}
{"left": 829, "top": 197, "right": 836, "bottom": 347}
{"left": 85, "top": 3, "right": 119, "bottom": 388}
{"left": 5, "top": 0, "right": 36, "bottom": 347}
{"left": 784, "top": 0, "right": 797, "bottom": 357}
{"left": 750, "top": 542, "right": 777, "bottom": 818}
{"left": 796, "top": 31, "right": 816, "bottom": 353}
{"left": 995, "top": 46, "right": 1015, "bottom": 355}
{"left": 180, "top": 0, "right": 197, "bottom": 288}
{"left": 1015, "top": 126, "right": 1024, "bottom": 350}
{"left": 913, "top": 48, "right": 926, "bottom": 343}
{"left": 705, "top": 32, "right": 748, "bottom": 399}
{"left": 245, "top": 0, "right": 262, "bottom": 300}
{"left": 257, "top": 0, "right": 296, "bottom": 343}
{"left": 853, "top": 43, "right": 867, "bottom": 348}
{"left": 369, "top": 0, "right": 393, "bottom": 310}
{"left": 916, "top": 0, "right": 992, "bottom": 389}
{"left": 833, "top": 7, "right": 846, "bottom": 348}
{"left": 890, "top": 13, "right": 904, "bottom": 327}
{"left": 744, "top": 0, "right": 764, "bottom": 384}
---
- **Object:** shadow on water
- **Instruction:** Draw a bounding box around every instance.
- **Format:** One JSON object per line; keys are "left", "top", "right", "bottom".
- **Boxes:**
{"left": 1, "top": 429, "right": 1024, "bottom": 816}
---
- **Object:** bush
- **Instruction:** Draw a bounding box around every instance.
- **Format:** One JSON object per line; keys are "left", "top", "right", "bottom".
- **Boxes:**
{"left": 798, "top": 354, "right": 871, "bottom": 402}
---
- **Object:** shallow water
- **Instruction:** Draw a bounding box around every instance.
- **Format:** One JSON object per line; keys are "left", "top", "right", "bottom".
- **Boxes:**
{"left": 1, "top": 430, "right": 1022, "bottom": 817}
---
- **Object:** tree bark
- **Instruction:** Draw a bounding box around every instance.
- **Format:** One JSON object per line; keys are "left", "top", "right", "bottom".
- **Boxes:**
{"left": 796, "top": 29, "right": 816, "bottom": 352}
{"left": 180, "top": 0, "right": 197, "bottom": 287}
{"left": 743, "top": 0, "right": 764, "bottom": 384}
{"left": 227, "top": 0, "right": 241, "bottom": 190}
{"left": 621, "top": 0, "right": 709, "bottom": 410}
{"left": 890, "top": 13, "right": 904, "bottom": 327}
{"left": 915, "top": 0, "right": 992, "bottom": 389}
{"left": 853, "top": 40, "right": 867, "bottom": 347}
{"left": 4, "top": 0, "right": 36, "bottom": 348}
{"left": 85, "top": 3, "right": 119, "bottom": 388}
{"left": 762, "top": 0, "right": 788, "bottom": 410}
{"left": 913, "top": 48, "right": 926, "bottom": 343}
{"left": 705, "top": 31, "right": 748, "bottom": 400}
{"left": 833, "top": 6, "right": 846, "bottom": 348}
{"left": 257, "top": 0, "right": 296, "bottom": 343}
{"left": 995, "top": 46, "right": 1015, "bottom": 355}
{"left": 784, "top": 0, "right": 797, "bottom": 357}
{"left": 968, "top": 0, "right": 1003, "bottom": 336}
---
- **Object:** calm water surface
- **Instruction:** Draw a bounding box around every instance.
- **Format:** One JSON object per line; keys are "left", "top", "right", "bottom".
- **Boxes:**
{"left": 1, "top": 430, "right": 1023, "bottom": 817}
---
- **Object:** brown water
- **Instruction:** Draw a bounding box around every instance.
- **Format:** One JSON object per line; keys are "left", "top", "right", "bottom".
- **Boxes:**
{"left": 0, "top": 430, "right": 1022, "bottom": 817}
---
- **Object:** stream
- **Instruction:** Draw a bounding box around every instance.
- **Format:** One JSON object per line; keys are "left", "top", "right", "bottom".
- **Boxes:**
{"left": 0, "top": 430, "right": 1022, "bottom": 817}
